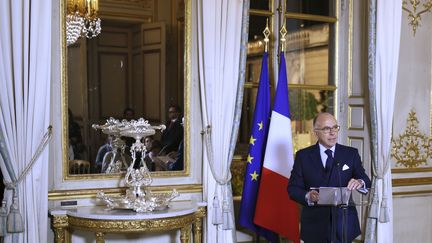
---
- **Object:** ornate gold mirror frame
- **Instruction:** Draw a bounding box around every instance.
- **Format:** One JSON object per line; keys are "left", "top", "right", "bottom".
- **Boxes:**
{"left": 60, "top": 0, "right": 191, "bottom": 181}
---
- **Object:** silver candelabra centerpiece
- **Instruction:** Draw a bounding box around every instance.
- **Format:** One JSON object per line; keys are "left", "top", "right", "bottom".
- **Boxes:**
{"left": 94, "top": 118, "right": 179, "bottom": 213}
{"left": 92, "top": 117, "right": 129, "bottom": 173}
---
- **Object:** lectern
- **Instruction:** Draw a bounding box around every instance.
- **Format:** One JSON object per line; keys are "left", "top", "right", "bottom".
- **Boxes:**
{"left": 313, "top": 187, "right": 369, "bottom": 243}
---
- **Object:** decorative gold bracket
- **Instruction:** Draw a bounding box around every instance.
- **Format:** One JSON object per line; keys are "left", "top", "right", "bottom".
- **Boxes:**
{"left": 402, "top": 0, "right": 432, "bottom": 36}
{"left": 391, "top": 109, "right": 432, "bottom": 168}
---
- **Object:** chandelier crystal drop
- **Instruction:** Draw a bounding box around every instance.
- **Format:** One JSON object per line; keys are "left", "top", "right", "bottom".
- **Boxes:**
{"left": 66, "top": 0, "right": 101, "bottom": 46}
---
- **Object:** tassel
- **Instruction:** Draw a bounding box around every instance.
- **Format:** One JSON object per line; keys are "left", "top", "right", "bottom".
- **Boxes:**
{"left": 368, "top": 180, "right": 379, "bottom": 219}
{"left": 7, "top": 196, "right": 25, "bottom": 233}
{"left": 222, "top": 200, "right": 234, "bottom": 230}
{"left": 368, "top": 196, "right": 379, "bottom": 219}
{"left": 379, "top": 198, "right": 390, "bottom": 223}
{"left": 0, "top": 200, "right": 7, "bottom": 236}
{"left": 212, "top": 196, "right": 222, "bottom": 225}
{"left": 364, "top": 217, "right": 377, "bottom": 243}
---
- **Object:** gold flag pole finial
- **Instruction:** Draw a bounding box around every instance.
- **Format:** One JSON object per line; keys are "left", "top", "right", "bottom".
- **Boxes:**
{"left": 280, "top": 24, "right": 287, "bottom": 52}
{"left": 263, "top": 18, "right": 270, "bottom": 53}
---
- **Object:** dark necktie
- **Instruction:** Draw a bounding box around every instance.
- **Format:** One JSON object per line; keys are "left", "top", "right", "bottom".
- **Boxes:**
{"left": 325, "top": 149, "right": 333, "bottom": 172}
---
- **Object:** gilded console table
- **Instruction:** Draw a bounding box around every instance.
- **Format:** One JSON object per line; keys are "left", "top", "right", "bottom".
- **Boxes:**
{"left": 49, "top": 201, "right": 206, "bottom": 243}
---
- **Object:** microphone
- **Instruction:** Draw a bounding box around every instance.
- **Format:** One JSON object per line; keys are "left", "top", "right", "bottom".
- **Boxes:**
{"left": 335, "top": 161, "right": 345, "bottom": 206}
{"left": 335, "top": 160, "right": 348, "bottom": 243}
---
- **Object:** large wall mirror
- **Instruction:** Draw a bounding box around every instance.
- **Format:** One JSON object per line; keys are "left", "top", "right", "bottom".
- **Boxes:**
{"left": 62, "top": 0, "right": 190, "bottom": 180}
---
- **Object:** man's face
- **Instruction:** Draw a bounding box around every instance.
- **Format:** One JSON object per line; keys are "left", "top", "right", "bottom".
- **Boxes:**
{"left": 168, "top": 107, "right": 180, "bottom": 120}
{"left": 144, "top": 137, "right": 153, "bottom": 150}
{"left": 314, "top": 113, "right": 339, "bottom": 149}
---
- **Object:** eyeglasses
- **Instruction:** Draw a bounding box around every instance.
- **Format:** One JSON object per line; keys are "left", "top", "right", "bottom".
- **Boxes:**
{"left": 315, "top": 125, "right": 340, "bottom": 134}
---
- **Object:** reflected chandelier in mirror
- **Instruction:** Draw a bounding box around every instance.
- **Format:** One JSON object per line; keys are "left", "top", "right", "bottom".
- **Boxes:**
{"left": 62, "top": 0, "right": 191, "bottom": 180}
{"left": 66, "top": 0, "right": 101, "bottom": 46}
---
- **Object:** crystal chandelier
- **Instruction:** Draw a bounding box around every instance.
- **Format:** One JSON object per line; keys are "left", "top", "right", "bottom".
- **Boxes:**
{"left": 66, "top": 0, "right": 101, "bottom": 46}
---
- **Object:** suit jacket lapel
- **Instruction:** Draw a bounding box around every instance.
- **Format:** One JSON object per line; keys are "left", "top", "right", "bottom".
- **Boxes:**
{"left": 309, "top": 143, "right": 328, "bottom": 185}
{"left": 333, "top": 143, "right": 343, "bottom": 165}
{"left": 309, "top": 143, "right": 324, "bottom": 171}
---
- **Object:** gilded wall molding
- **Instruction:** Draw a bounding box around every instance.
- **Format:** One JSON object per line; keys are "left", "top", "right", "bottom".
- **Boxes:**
{"left": 392, "top": 177, "right": 432, "bottom": 187}
{"left": 392, "top": 167, "right": 432, "bottom": 173}
{"left": 393, "top": 189, "right": 432, "bottom": 196}
{"left": 402, "top": 0, "right": 432, "bottom": 36}
{"left": 391, "top": 109, "right": 432, "bottom": 169}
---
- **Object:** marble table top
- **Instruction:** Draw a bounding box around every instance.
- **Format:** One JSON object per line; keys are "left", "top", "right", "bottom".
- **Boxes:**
{"left": 50, "top": 201, "right": 206, "bottom": 220}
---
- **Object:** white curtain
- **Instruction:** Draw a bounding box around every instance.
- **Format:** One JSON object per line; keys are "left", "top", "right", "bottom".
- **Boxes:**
{"left": 196, "top": 0, "right": 244, "bottom": 242}
{"left": 0, "top": 0, "right": 52, "bottom": 242}
{"left": 365, "top": 0, "right": 401, "bottom": 242}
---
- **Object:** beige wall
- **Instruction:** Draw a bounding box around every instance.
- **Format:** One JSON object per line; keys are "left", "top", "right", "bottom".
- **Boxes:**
{"left": 339, "top": 2, "right": 432, "bottom": 242}
{"left": 392, "top": 5, "right": 432, "bottom": 243}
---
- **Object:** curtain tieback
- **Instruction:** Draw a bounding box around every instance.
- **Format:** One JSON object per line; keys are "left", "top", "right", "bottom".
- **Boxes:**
{"left": 2, "top": 126, "right": 52, "bottom": 234}
{"left": 212, "top": 196, "right": 223, "bottom": 225}
{"left": 202, "top": 124, "right": 234, "bottom": 230}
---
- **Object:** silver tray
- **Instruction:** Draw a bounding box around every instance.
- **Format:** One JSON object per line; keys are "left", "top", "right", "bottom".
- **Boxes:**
{"left": 97, "top": 189, "right": 178, "bottom": 213}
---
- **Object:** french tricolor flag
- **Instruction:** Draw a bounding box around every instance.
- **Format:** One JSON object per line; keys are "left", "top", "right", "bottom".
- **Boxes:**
{"left": 254, "top": 52, "right": 300, "bottom": 243}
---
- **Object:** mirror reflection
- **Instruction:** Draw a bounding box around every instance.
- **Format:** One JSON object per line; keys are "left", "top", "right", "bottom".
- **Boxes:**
{"left": 90, "top": 117, "right": 179, "bottom": 175}
{"left": 66, "top": 0, "right": 186, "bottom": 175}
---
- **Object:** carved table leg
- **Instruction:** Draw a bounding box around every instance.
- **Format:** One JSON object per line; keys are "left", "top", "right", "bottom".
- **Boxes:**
{"left": 95, "top": 232, "right": 105, "bottom": 243}
{"left": 53, "top": 227, "right": 66, "bottom": 243}
{"left": 193, "top": 217, "right": 202, "bottom": 243}
{"left": 52, "top": 215, "right": 69, "bottom": 243}
{"left": 180, "top": 224, "right": 192, "bottom": 243}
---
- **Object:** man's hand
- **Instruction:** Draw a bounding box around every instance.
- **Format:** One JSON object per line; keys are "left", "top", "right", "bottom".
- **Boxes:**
{"left": 308, "top": 190, "right": 319, "bottom": 202}
{"left": 347, "top": 178, "right": 364, "bottom": 190}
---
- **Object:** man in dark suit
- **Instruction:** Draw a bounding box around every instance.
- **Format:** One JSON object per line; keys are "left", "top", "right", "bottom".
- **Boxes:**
{"left": 161, "top": 105, "right": 183, "bottom": 154}
{"left": 288, "top": 112, "right": 371, "bottom": 243}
